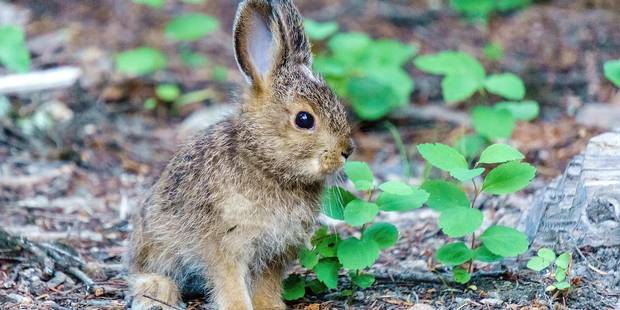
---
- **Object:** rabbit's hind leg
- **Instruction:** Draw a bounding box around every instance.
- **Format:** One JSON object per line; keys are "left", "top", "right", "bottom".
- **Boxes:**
{"left": 129, "top": 273, "right": 182, "bottom": 310}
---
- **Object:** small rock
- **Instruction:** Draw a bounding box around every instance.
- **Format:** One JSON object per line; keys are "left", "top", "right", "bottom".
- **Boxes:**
{"left": 575, "top": 103, "right": 620, "bottom": 129}
{"left": 7, "top": 294, "right": 32, "bottom": 304}
{"left": 480, "top": 298, "right": 504, "bottom": 306}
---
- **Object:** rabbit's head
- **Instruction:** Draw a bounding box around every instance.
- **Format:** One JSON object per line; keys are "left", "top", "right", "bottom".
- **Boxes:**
{"left": 233, "top": 0, "right": 353, "bottom": 184}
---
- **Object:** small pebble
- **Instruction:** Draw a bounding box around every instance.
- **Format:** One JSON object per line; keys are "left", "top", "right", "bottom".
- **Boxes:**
{"left": 480, "top": 298, "right": 504, "bottom": 306}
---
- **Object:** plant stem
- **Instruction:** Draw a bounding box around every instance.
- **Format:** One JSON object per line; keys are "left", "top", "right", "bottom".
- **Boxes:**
{"left": 468, "top": 180, "right": 481, "bottom": 274}
{"left": 384, "top": 121, "right": 411, "bottom": 178}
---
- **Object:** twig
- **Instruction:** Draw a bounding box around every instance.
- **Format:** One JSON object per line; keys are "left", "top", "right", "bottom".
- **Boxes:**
{"left": 0, "top": 66, "right": 81, "bottom": 94}
{"left": 66, "top": 267, "right": 95, "bottom": 292}
{"left": 574, "top": 246, "right": 609, "bottom": 276}
{"left": 142, "top": 294, "right": 184, "bottom": 310}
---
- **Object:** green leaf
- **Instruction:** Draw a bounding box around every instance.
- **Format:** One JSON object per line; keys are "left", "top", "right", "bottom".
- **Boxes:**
{"left": 313, "top": 230, "right": 339, "bottom": 257}
{"left": 495, "top": 101, "right": 540, "bottom": 121}
{"left": 484, "top": 42, "right": 504, "bottom": 61}
{"left": 479, "top": 144, "right": 525, "bottom": 164}
{"left": 165, "top": 13, "right": 219, "bottom": 41}
{"left": 453, "top": 267, "right": 471, "bottom": 284}
{"left": 337, "top": 237, "right": 380, "bottom": 270}
{"left": 133, "top": 0, "right": 165, "bottom": 8}
{"left": 436, "top": 242, "right": 474, "bottom": 265}
{"left": 545, "top": 284, "right": 557, "bottom": 292}
{"left": 414, "top": 51, "right": 485, "bottom": 79}
{"left": 343, "top": 200, "right": 379, "bottom": 227}
{"left": 363, "top": 222, "right": 399, "bottom": 249}
{"left": 314, "top": 258, "right": 340, "bottom": 289}
{"left": 328, "top": 32, "right": 371, "bottom": 57}
{"left": 321, "top": 186, "right": 356, "bottom": 220}
{"left": 554, "top": 281, "right": 571, "bottom": 290}
{"left": 555, "top": 253, "right": 571, "bottom": 270}
{"left": 347, "top": 77, "right": 399, "bottom": 121}
{"left": 480, "top": 225, "right": 529, "bottom": 257}
{"left": 144, "top": 98, "right": 157, "bottom": 110}
{"left": 414, "top": 51, "right": 485, "bottom": 103}
{"left": 455, "top": 134, "right": 488, "bottom": 159}
{"left": 421, "top": 180, "right": 470, "bottom": 212}
{"left": 306, "top": 279, "right": 328, "bottom": 294}
{"left": 304, "top": 19, "right": 339, "bottom": 41}
{"left": 212, "top": 65, "right": 229, "bottom": 82}
{"left": 482, "top": 161, "right": 536, "bottom": 194}
{"left": 376, "top": 188, "right": 429, "bottom": 212}
{"left": 299, "top": 248, "right": 319, "bottom": 269}
{"left": 439, "top": 207, "right": 483, "bottom": 237}
{"left": 527, "top": 256, "right": 550, "bottom": 272}
{"left": 0, "top": 26, "right": 31, "bottom": 73}
{"left": 351, "top": 273, "right": 375, "bottom": 289}
{"left": 449, "top": 0, "right": 495, "bottom": 20}
{"left": 155, "top": 84, "right": 181, "bottom": 102}
{"left": 474, "top": 245, "right": 504, "bottom": 262}
{"left": 449, "top": 168, "right": 485, "bottom": 182}
{"left": 379, "top": 181, "right": 414, "bottom": 195}
{"left": 365, "top": 39, "right": 418, "bottom": 67}
{"left": 417, "top": 143, "right": 468, "bottom": 172}
{"left": 116, "top": 47, "right": 167, "bottom": 76}
{"left": 537, "top": 248, "right": 556, "bottom": 263}
{"left": 472, "top": 106, "right": 516, "bottom": 140}
{"left": 604, "top": 59, "right": 620, "bottom": 87}
{"left": 555, "top": 267, "right": 566, "bottom": 282}
{"left": 343, "top": 161, "right": 374, "bottom": 191}
{"left": 442, "top": 74, "right": 482, "bottom": 103}
{"left": 484, "top": 73, "right": 526, "bottom": 100}
{"left": 282, "top": 274, "right": 305, "bottom": 301}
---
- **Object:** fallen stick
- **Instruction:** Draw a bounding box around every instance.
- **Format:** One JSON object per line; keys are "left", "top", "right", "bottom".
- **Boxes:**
{"left": 0, "top": 66, "right": 81, "bottom": 94}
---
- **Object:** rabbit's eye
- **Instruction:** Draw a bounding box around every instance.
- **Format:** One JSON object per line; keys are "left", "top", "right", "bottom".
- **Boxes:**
{"left": 295, "top": 111, "right": 315, "bottom": 130}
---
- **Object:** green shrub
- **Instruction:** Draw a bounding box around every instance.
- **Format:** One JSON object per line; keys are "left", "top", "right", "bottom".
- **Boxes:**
{"left": 283, "top": 161, "right": 429, "bottom": 300}
{"left": 119, "top": 1, "right": 222, "bottom": 111}
{"left": 312, "top": 32, "right": 417, "bottom": 121}
{"left": 419, "top": 142, "right": 534, "bottom": 283}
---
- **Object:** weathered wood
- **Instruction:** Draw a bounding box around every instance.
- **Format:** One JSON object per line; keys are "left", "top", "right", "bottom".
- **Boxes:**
{"left": 520, "top": 129, "right": 620, "bottom": 249}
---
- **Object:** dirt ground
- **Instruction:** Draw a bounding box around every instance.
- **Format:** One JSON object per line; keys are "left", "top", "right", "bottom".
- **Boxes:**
{"left": 1, "top": 0, "right": 619, "bottom": 309}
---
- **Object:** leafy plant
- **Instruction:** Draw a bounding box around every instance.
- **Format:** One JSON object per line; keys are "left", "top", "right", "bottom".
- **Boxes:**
{"left": 118, "top": 1, "right": 225, "bottom": 111}
{"left": 313, "top": 32, "right": 417, "bottom": 120}
{"left": 604, "top": 59, "right": 620, "bottom": 87}
{"left": 0, "top": 25, "right": 31, "bottom": 73}
{"left": 418, "top": 142, "right": 534, "bottom": 283}
{"left": 282, "top": 161, "right": 430, "bottom": 300}
{"left": 527, "top": 248, "right": 573, "bottom": 292}
{"left": 415, "top": 50, "right": 539, "bottom": 159}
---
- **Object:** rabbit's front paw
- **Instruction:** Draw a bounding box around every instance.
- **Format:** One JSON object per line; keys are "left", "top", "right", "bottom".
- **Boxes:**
{"left": 129, "top": 273, "right": 183, "bottom": 310}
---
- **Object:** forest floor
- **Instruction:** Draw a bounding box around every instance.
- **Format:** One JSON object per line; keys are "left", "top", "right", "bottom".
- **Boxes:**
{"left": 1, "top": 0, "right": 620, "bottom": 309}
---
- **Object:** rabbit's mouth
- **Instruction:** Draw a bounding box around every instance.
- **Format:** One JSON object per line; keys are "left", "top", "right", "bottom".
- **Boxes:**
{"left": 319, "top": 152, "right": 346, "bottom": 176}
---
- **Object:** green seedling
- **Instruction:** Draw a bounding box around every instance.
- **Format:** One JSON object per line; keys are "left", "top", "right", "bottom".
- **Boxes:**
{"left": 527, "top": 248, "right": 573, "bottom": 293}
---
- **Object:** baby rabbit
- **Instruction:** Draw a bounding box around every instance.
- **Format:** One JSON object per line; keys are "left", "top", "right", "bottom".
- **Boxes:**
{"left": 127, "top": 0, "right": 353, "bottom": 309}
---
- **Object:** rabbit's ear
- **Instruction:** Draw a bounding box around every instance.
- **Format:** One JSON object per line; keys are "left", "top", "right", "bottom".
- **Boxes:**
{"left": 233, "top": 0, "right": 311, "bottom": 90}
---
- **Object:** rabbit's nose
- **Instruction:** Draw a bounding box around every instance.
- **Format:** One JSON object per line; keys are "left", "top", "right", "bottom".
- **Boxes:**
{"left": 341, "top": 143, "right": 354, "bottom": 159}
{"left": 341, "top": 150, "right": 351, "bottom": 159}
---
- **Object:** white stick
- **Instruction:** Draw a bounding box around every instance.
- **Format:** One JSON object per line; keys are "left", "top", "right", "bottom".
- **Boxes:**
{"left": 0, "top": 66, "right": 82, "bottom": 94}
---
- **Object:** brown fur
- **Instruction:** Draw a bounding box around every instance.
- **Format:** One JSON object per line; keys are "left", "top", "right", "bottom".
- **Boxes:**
{"left": 127, "top": 1, "right": 352, "bottom": 309}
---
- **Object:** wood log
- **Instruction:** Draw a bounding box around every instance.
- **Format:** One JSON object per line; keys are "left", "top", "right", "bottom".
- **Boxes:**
{"left": 520, "top": 129, "right": 620, "bottom": 249}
